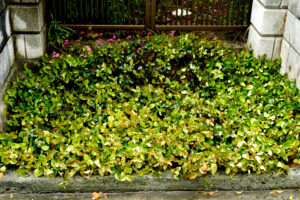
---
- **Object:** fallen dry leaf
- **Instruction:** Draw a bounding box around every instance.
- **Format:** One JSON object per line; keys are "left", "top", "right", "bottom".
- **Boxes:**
{"left": 235, "top": 191, "right": 243, "bottom": 194}
{"left": 92, "top": 192, "right": 103, "bottom": 200}
{"left": 270, "top": 190, "right": 284, "bottom": 194}
{"left": 208, "top": 191, "right": 217, "bottom": 195}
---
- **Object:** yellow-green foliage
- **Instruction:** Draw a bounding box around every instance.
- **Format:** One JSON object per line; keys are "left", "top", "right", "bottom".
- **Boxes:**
{"left": 1, "top": 34, "right": 299, "bottom": 180}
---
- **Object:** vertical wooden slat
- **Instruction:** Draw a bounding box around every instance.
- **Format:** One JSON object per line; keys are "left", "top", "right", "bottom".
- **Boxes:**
{"left": 85, "top": 0, "right": 88, "bottom": 23}
{"left": 246, "top": 0, "right": 252, "bottom": 25}
{"left": 79, "top": 0, "right": 83, "bottom": 23}
{"left": 159, "top": 0, "right": 162, "bottom": 24}
{"left": 52, "top": 0, "right": 57, "bottom": 21}
{"left": 95, "top": 0, "right": 99, "bottom": 22}
{"left": 63, "top": 0, "right": 67, "bottom": 23}
{"left": 145, "top": 0, "right": 150, "bottom": 29}
{"left": 101, "top": 0, "right": 104, "bottom": 24}
{"left": 91, "top": 0, "right": 94, "bottom": 23}
{"left": 220, "top": 0, "right": 225, "bottom": 25}
{"left": 190, "top": 0, "right": 195, "bottom": 25}
{"left": 151, "top": 0, "right": 156, "bottom": 30}
{"left": 240, "top": 0, "right": 245, "bottom": 25}
{"left": 180, "top": 0, "right": 183, "bottom": 25}
{"left": 59, "top": 0, "right": 63, "bottom": 22}
{"left": 127, "top": 0, "right": 130, "bottom": 24}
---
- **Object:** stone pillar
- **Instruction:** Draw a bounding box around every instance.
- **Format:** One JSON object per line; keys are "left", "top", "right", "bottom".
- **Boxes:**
{"left": 280, "top": 0, "right": 300, "bottom": 89}
{"left": 247, "top": 0, "right": 288, "bottom": 60}
{"left": 9, "top": 0, "right": 46, "bottom": 60}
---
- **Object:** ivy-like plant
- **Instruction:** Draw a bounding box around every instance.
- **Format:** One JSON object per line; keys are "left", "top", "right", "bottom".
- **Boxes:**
{"left": 1, "top": 34, "right": 299, "bottom": 181}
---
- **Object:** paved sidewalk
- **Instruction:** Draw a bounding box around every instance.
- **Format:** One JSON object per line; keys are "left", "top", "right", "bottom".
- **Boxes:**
{"left": 1, "top": 190, "right": 300, "bottom": 200}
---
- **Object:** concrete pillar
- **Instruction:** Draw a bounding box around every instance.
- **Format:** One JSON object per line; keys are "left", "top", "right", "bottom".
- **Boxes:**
{"left": 0, "top": 0, "right": 15, "bottom": 131}
{"left": 280, "top": 0, "right": 300, "bottom": 89}
{"left": 247, "top": 0, "right": 288, "bottom": 60}
{"left": 9, "top": 0, "right": 46, "bottom": 60}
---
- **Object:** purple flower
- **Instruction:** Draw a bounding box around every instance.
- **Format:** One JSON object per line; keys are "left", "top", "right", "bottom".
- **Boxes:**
{"left": 126, "top": 35, "right": 132, "bottom": 40}
{"left": 139, "top": 40, "right": 145, "bottom": 47}
{"left": 52, "top": 51, "right": 59, "bottom": 57}
{"left": 108, "top": 39, "right": 115, "bottom": 42}
{"left": 147, "top": 32, "right": 152, "bottom": 36}
{"left": 63, "top": 40, "right": 69, "bottom": 45}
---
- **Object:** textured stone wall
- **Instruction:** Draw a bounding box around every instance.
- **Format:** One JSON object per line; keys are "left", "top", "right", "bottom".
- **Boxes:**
{"left": 280, "top": 0, "right": 300, "bottom": 89}
{"left": 0, "top": 0, "right": 14, "bottom": 131}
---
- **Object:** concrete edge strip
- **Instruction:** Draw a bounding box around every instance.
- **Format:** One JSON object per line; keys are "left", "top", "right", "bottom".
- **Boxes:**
{"left": 0, "top": 166, "right": 300, "bottom": 194}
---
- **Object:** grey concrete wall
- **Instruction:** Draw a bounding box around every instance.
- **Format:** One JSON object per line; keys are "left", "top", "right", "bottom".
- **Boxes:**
{"left": 280, "top": 0, "right": 300, "bottom": 89}
{"left": 247, "top": 0, "right": 287, "bottom": 60}
{"left": 0, "top": 0, "right": 15, "bottom": 131}
{"left": 248, "top": 0, "right": 300, "bottom": 90}
{"left": 9, "top": 0, "right": 46, "bottom": 60}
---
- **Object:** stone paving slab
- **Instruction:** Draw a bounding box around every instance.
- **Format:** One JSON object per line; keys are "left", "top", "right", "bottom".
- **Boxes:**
{"left": 0, "top": 190, "right": 300, "bottom": 200}
{"left": 0, "top": 166, "right": 300, "bottom": 194}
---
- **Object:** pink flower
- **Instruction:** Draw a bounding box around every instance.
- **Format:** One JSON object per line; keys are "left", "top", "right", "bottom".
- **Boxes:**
{"left": 147, "top": 32, "right": 152, "bottom": 36}
{"left": 88, "top": 33, "right": 94, "bottom": 37}
{"left": 126, "top": 35, "right": 132, "bottom": 40}
{"left": 167, "top": 17, "right": 171, "bottom": 22}
{"left": 87, "top": 45, "right": 92, "bottom": 51}
{"left": 112, "top": 34, "right": 117, "bottom": 39}
{"left": 108, "top": 39, "right": 115, "bottom": 42}
{"left": 98, "top": 33, "right": 103, "bottom": 37}
{"left": 96, "top": 39, "right": 102, "bottom": 44}
{"left": 63, "top": 40, "right": 69, "bottom": 45}
{"left": 170, "top": 30, "right": 176, "bottom": 38}
{"left": 52, "top": 51, "right": 59, "bottom": 57}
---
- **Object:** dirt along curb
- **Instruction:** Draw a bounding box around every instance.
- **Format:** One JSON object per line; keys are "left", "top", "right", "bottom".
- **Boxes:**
{"left": 0, "top": 166, "right": 299, "bottom": 194}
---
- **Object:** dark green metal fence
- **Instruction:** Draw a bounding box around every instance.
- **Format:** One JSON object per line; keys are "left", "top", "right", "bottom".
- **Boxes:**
{"left": 46, "top": 0, "right": 252, "bottom": 30}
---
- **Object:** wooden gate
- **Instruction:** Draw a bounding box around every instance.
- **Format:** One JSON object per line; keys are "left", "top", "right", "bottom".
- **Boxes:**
{"left": 46, "top": 0, "right": 252, "bottom": 31}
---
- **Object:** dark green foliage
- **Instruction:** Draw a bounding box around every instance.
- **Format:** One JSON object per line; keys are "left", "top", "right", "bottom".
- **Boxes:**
{"left": 1, "top": 34, "right": 299, "bottom": 181}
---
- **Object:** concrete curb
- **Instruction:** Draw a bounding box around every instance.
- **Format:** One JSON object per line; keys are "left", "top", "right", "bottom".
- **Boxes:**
{"left": 0, "top": 166, "right": 299, "bottom": 194}
{"left": 1, "top": 191, "right": 300, "bottom": 200}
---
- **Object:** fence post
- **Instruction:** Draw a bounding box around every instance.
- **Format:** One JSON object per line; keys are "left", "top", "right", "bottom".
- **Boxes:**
{"left": 150, "top": 0, "right": 156, "bottom": 30}
{"left": 145, "top": 0, "right": 151, "bottom": 30}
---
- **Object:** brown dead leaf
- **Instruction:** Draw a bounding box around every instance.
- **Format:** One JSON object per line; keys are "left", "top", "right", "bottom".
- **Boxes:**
{"left": 270, "top": 190, "right": 284, "bottom": 194}
{"left": 289, "top": 163, "right": 297, "bottom": 167}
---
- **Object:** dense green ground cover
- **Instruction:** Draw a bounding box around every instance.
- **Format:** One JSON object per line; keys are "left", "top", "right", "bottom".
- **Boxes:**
{"left": 1, "top": 34, "right": 299, "bottom": 180}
